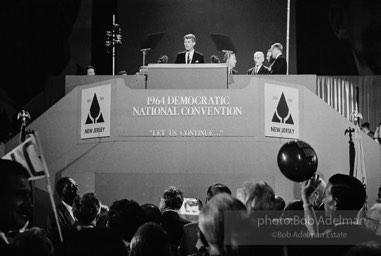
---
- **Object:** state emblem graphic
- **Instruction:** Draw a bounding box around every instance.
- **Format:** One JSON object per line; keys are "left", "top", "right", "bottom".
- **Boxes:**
{"left": 81, "top": 84, "right": 111, "bottom": 139}
{"left": 265, "top": 84, "right": 299, "bottom": 139}
{"left": 85, "top": 93, "right": 105, "bottom": 124}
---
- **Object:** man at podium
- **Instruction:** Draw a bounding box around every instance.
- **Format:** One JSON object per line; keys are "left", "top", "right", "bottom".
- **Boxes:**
{"left": 175, "top": 34, "right": 204, "bottom": 64}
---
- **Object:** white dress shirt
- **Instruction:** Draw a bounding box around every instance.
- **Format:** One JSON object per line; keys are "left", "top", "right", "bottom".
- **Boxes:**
{"left": 62, "top": 200, "right": 75, "bottom": 221}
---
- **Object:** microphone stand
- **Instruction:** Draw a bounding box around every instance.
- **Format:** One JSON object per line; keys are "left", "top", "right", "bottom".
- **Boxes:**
{"left": 141, "top": 48, "right": 151, "bottom": 67}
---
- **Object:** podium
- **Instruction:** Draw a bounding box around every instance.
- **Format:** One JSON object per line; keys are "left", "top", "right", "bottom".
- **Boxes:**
{"left": 147, "top": 63, "right": 228, "bottom": 89}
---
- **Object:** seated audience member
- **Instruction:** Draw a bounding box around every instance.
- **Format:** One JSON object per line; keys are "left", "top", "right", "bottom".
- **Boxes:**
{"left": 86, "top": 65, "right": 95, "bottom": 75}
{"left": 206, "top": 183, "right": 232, "bottom": 203}
{"left": 47, "top": 177, "right": 79, "bottom": 244}
{"left": 141, "top": 203, "right": 161, "bottom": 225}
{"left": 302, "top": 173, "right": 380, "bottom": 255}
{"left": 246, "top": 181, "right": 276, "bottom": 213}
{"left": 281, "top": 201, "right": 322, "bottom": 256}
{"left": 64, "top": 228, "right": 127, "bottom": 256}
{"left": 281, "top": 200, "right": 308, "bottom": 234}
{"left": 269, "top": 43, "right": 287, "bottom": 74}
{"left": 361, "top": 122, "right": 375, "bottom": 138}
{"left": 236, "top": 181, "right": 256, "bottom": 206}
{"left": 274, "top": 195, "right": 286, "bottom": 211}
{"left": 0, "top": 160, "right": 32, "bottom": 255}
{"left": 160, "top": 186, "right": 190, "bottom": 252}
{"left": 130, "top": 222, "right": 171, "bottom": 256}
{"left": 12, "top": 227, "right": 54, "bottom": 256}
{"left": 72, "top": 193, "right": 101, "bottom": 230}
{"left": 223, "top": 52, "right": 238, "bottom": 75}
{"left": 108, "top": 199, "right": 145, "bottom": 249}
{"left": 210, "top": 55, "right": 221, "bottom": 63}
{"left": 179, "top": 183, "right": 231, "bottom": 256}
{"left": 198, "top": 193, "right": 250, "bottom": 256}
{"left": 247, "top": 51, "right": 269, "bottom": 75}
{"left": 175, "top": 34, "right": 204, "bottom": 64}
{"left": 179, "top": 222, "right": 200, "bottom": 256}
{"left": 95, "top": 204, "right": 109, "bottom": 228}
{"left": 282, "top": 200, "right": 304, "bottom": 220}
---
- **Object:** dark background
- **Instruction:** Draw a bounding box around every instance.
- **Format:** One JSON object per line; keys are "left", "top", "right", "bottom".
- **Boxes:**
{"left": 108, "top": 0, "right": 295, "bottom": 75}
{"left": 0, "top": 0, "right": 363, "bottom": 141}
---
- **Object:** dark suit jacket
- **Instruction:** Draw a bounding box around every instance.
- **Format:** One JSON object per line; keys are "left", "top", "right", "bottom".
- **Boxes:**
{"left": 0, "top": 239, "right": 14, "bottom": 256}
{"left": 175, "top": 51, "right": 204, "bottom": 64}
{"left": 179, "top": 222, "right": 199, "bottom": 256}
{"left": 315, "top": 224, "right": 381, "bottom": 256}
{"left": 247, "top": 65, "right": 269, "bottom": 75}
{"left": 269, "top": 55, "right": 287, "bottom": 74}
{"left": 47, "top": 202, "right": 75, "bottom": 245}
{"left": 161, "top": 210, "right": 191, "bottom": 248}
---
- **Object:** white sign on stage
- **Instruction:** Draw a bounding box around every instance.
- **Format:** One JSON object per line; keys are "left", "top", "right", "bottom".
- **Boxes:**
{"left": 81, "top": 84, "right": 111, "bottom": 139}
{"left": 264, "top": 83, "right": 299, "bottom": 139}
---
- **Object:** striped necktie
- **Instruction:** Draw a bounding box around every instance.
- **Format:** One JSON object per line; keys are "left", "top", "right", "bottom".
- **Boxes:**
{"left": 187, "top": 52, "right": 191, "bottom": 64}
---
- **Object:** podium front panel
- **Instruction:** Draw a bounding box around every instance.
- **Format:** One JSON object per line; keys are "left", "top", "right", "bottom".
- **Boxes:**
{"left": 147, "top": 64, "right": 228, "bottom": 89}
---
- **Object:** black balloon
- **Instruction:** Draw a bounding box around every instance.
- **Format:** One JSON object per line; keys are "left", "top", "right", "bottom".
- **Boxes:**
{"left": 277, "top": 140, "right": 318, "bottom": 182}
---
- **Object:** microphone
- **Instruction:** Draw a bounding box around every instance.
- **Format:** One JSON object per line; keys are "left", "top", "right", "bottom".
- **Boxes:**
{"left": 210, "top": 55, "right": 220, "bottom": 63}
{"left": 158, "top": 55, "right": 168, "bottom": 63}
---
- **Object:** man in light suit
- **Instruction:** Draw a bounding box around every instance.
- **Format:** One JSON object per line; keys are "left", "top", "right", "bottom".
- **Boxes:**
{"left": 175, "top": 34, "right": 204, "bottom": 64}
{"left": 247, "top": 51, "right": 269, "bottom": 75}
{"left": 269, "top": 43, "right": 287, "bottom": 74}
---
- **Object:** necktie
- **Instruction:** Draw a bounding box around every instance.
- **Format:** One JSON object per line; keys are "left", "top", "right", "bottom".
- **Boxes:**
{"left": 255, "top": 66, "right": 258, "bottom": 74}
{"left": 187, "top": 52, "right": 191, "bottom": 64}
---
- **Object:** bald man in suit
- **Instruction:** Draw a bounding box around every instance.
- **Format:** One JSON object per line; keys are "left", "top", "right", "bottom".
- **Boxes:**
{"left": 248, "top": 51, "right": 269, "bottom": 75}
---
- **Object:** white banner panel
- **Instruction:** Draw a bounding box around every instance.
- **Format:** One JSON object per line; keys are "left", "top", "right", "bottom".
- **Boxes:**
{"left": 81, "top": 84, "right": 111, "bottom": 139}
{"left": 2, "top": 134, "right": 47, "bottom": 180}
{"left": 265, "top": 83, "right": 299, "bottom": 139}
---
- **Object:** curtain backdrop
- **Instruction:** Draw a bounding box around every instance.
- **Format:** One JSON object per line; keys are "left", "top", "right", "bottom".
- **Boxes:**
{"left": 357, "top": 77, "right": 381, "bottom": 132}
{"left": 317, "top": 76, "right": 381, "bottom": 132}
